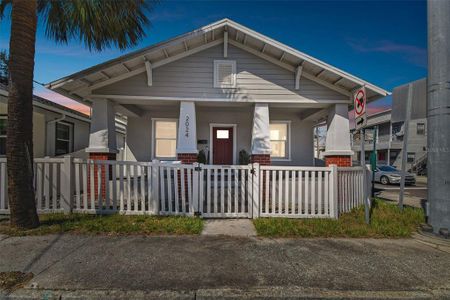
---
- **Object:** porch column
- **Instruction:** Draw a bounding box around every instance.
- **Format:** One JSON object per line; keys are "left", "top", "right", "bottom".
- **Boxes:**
{"left": 323, "top": 103, "right": 353, "bottom": 167}
{"left": 176, "top": 102, "right": 198, "bottom": 164}
{"left": 86, "top": 99, "right": 118, "bottom": 198}
{"left": 251, "top": 103, "right": 271, "bottom": 165}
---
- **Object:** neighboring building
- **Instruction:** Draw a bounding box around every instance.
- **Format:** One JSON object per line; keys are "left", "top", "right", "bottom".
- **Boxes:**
{"left": 46, "top": 19, "right": 388, "bottom": 167}
{"left": 0, "top": 84, "right": 127, "bottom": 159}
{"left": 0, "top": 83, "right": 90, "bottom": 158}
{"left": 351, "top": 78, "right": 427, "bottom": 174}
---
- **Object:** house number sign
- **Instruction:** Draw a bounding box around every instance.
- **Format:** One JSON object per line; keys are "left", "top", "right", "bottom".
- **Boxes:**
{"left": 185, "top": 115, "right": 190, "bottom": 138}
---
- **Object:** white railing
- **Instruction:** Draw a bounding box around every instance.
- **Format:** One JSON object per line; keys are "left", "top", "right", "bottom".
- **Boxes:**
{"left": 337, "top": 166, "right": 367, "bottom": 214}
{"left": 259, "top": 166, "right": 337, "bottom": 218}
{"left": 0, "top": 157, "right": 368, "bottom": 219}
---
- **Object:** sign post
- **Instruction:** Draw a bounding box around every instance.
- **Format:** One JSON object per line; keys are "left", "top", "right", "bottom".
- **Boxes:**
{"left": 354, "top": 86, "right": 370, "bottom": 224}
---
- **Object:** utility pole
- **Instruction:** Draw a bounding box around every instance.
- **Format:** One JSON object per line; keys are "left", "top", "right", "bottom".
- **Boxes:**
{"left": 428, "top": 0, "right": 450, "bottom": 234}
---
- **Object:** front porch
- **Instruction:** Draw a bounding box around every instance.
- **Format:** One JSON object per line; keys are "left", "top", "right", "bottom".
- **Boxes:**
{"left": 87, "top": 99, "right": 354, "bottom": 168}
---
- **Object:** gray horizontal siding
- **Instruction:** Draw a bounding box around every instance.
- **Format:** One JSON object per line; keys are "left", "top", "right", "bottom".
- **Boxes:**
{"left": 94, "top": 44, "right": 347, "bottom": 102}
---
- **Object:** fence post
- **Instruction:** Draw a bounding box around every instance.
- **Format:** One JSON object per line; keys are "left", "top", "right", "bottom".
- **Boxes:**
{"left": 192, "top": 162, "right": 200, "bottom": 213}
{"left": 252, "top": 163, "right": 260, "bottom": 219}
{"left": 151, "top": 159, "right": 160, "bottom": 215}
{"left": 364, "top": 164, "right": 372, "bottom": 224}
{"left": 61, "top": 155, "right": 73, "bottom": 213}
{"left": 330, "top": 164, "right": 338, "bottom": 219}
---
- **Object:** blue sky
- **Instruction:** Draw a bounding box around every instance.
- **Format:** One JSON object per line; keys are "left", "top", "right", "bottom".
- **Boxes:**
{"left": 0, "top": 0, "right": 427, "bottom": 114}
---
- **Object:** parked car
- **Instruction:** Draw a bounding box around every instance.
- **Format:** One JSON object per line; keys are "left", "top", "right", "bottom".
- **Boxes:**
{"left": 374, "top": 165, "right": 416, "bottom": 185}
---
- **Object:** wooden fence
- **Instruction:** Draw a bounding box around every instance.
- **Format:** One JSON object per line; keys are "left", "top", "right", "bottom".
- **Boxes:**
{"left": 0, "top": 157, "right": 368, "bottom": 218}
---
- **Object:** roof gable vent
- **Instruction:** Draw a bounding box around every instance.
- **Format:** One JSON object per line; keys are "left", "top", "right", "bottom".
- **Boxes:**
{"left": 214, "top": 60, "right": 236, "bottom": 88}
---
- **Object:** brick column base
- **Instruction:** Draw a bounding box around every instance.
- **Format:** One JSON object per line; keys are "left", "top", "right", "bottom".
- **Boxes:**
{"left": 88, "top": 152, "right": 116, "bottom": 200}
{"left": 177, "top": 153, "right": 198, "bottom": 164}
{"left": 325, "top": 155, "right": 352, "bottom": 167}
{"left": 251, "top": 154, "right": 271, "bottom": 166}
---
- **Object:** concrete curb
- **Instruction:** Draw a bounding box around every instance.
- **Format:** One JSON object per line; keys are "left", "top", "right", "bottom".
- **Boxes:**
{"left": 3, "top": 287, "right": 450, "bottom": 300}
{"left": 412, "top": 231, "right": 450, "bottom": 254}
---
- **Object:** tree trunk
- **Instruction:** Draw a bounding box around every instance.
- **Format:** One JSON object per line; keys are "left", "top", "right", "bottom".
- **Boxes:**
{"left": 7, "top": 0, "right": 39, "bottom": 228}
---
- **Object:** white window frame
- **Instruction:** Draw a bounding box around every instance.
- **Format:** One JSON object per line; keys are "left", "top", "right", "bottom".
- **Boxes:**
{"left": 269, "top": 120, "right": 291, "bottom": 161}
{"left": 0, "top": 115, "right": 7, "bottom": 156}
{"left": 151, "top": 118, "right": 178, "bottom": 160}
{"left": 55, "top": 121, "right": 74, "bottom": 156}
{"left": 213, "top": 60, "right": 236, "bottom": 88}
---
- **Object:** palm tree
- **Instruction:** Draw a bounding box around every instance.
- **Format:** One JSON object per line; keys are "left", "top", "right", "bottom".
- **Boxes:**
{"left": 0, "top": 0, "right": 156, "bottom": 228}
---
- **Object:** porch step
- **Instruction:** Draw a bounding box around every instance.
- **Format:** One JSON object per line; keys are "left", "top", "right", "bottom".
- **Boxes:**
{"left": 201, "top": 219, "right": 256, "bottom": 237}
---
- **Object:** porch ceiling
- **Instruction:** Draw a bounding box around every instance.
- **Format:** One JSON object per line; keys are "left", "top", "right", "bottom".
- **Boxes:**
{"left": 46, "top": 18, "right": 390, "bottom": 107}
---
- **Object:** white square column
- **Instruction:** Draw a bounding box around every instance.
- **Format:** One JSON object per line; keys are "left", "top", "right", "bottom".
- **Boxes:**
{"left": 251, "top": 103, "right": 271, "bottom": 165}
{"left": 323, "top": 103, "right": 353, "bottom": 166}
{"left": 86, "top": 99, "right": 118, "bottom": 154}
{"left": 176, "top": 102, "right": 198, "bottom": 163}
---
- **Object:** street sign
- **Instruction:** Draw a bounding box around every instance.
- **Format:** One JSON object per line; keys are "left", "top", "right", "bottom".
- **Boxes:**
{"left": 354, "top": 87, "right": 367, "bottom": 130}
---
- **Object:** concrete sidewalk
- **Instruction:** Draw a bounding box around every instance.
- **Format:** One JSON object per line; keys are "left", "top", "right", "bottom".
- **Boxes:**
{"left": 1, "top": 234, "right": 450, "bottom": 299}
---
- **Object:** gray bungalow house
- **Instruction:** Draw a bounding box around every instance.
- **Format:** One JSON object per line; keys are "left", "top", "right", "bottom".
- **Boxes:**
{"left": 46, "top": 18, "right": 389, "bottom": 167}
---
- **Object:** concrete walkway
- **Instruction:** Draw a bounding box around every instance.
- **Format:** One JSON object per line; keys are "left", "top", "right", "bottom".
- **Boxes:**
{"left": 201, "top": 219, "right": 256, "bottom": 237}
{"left": 1, "top": 234, "right": 450, "bottom": 299}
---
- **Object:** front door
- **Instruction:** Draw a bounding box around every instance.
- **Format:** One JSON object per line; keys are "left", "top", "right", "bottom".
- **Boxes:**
{"left": 212, "top": 127, "right": 233, "bottom": 165}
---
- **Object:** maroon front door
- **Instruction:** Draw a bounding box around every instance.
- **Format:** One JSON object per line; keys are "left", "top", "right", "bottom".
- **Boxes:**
{"left": 212, "top": 127, "right": 233, "bottom": 165}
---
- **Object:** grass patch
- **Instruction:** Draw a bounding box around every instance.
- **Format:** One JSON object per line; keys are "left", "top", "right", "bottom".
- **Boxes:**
{"left": 0, "top": 214, "right": 204, "bottom": 236}
{"left": 253, "top": 199, "right": 425, "bottom": 238}
{"left": 0, "top": 271, "right": 33, "bottom": 291}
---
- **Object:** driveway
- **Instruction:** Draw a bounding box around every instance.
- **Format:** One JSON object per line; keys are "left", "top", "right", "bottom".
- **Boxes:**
{"left": 0, "top": 234, "right": 449, "bottom": 299}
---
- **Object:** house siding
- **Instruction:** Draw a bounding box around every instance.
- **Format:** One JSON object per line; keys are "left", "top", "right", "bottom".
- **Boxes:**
{"left": 94, "top": 44, "right": 347, "bottom": 102}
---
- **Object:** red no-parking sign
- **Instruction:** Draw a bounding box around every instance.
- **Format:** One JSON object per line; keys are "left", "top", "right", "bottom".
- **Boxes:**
{"left": 354, "top": 87, "right": 367, "bottom": 129}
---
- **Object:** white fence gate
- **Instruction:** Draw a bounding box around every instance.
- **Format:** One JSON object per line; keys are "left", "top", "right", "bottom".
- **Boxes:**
{"left": 199, "top": 164, "right": 254, "bottom": 218}
{"left": 0, "top": 157, "right": 368, "bottom": 219}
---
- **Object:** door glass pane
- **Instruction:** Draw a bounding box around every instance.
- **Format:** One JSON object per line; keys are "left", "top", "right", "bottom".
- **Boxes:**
{"left": 55, "top": 140, "right": 69, "bottom": 155}
{"left": 156, "top": 139, "right": 177, "bottom": 157}
{"left": 155, "top": 121, "right": 177, "bottom": 139}
{"left": 270, "top": 123, "right": 287, "bottom": 140}
{"left": 216, "top": 130, "right": 229, "bottom": 139}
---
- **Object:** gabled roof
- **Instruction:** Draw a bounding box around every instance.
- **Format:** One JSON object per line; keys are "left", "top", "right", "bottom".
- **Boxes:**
{"left": 46, "top": 18, "right": 390, "bottom": 105}
{"left": 0, "top": 83, "right": 90, "bottom": 122}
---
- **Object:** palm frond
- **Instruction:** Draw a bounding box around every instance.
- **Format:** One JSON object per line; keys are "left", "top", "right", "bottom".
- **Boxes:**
{"left": 38, "top": 0, "right": 158, "bottom": 51}
{"left": 0, "top": 0, "right": 12, "bottom": 19}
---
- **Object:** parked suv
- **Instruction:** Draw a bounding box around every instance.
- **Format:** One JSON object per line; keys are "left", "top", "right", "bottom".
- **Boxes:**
{"left": 374, "top": 165, "right": 416, "bottom": 185}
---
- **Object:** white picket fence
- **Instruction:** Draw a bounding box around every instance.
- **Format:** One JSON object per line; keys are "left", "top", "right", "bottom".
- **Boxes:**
{"left": 0, "top": 157, "right": 369, "bottom": 218}
{"left": 259, "top": 165, "right": 339, "bottom": 218}
{"left": 337, "top": 166, "right": 368, "bottom": 214}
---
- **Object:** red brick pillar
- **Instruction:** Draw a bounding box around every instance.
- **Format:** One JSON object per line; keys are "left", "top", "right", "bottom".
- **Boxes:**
{"left": 252, "top": 154, "right": 270, "bottom": 207}
{"left": 177, "top": 153, "right": 198, "bottom": 164}
{"left": 324, "top": 155, "right": 352, "bottom": 167}
{"left": 88, "top": 152, "right": 116, "bottom": 199}
{"left": 251, "top": 154, "right": 271, "bottom": 166}
{"left": 177, "top": 153, "right": 198, "bottom": 206}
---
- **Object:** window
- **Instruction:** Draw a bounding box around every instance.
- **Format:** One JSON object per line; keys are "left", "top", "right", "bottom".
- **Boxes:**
{"left": 407, "top": 152, "right": 415, "bottom": 163}
{"left": 0, "top": 116, "right": 6, "bottom": 155}
{"left": 214, "top": 60, "right": 236, "bottom": 88}
{"left": 153, "top": 120, "right": 177, "bottom": 159}
{"left": 417, "top": 123, "right": 425, "bottom": 135}
{"left": 55, "top": 122, "right": 73, "bottom": 155}
{"left": 270, "top": 121, "right": 290, "bottom": 159}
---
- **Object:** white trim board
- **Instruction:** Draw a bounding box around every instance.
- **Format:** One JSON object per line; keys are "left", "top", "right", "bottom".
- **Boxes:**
{"left": 209, "top": 123, "right": 237, "bottom": 165}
